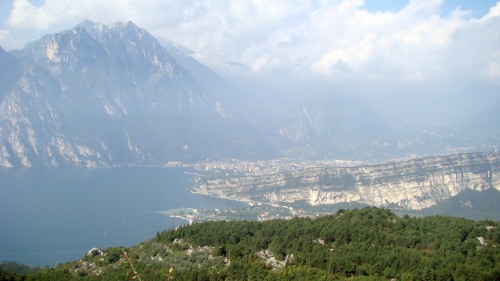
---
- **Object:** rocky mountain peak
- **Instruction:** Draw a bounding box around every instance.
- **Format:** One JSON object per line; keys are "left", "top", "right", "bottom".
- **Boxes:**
{"left": 78, "top": 20, "right": 147, "bottom": 42}
{"left": 20, "top": 20, "right": 178, "bottom": 80}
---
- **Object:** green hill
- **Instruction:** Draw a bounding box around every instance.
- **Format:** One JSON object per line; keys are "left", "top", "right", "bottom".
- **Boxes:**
{"left": 2, "top": 208, "right": 499, "bottom": 280}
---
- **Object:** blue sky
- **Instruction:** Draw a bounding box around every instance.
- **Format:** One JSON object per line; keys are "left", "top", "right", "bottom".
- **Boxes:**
{"left": 363, "top": 0, "right": 497, "bottom": 16}
{"left": 0, "top": 0, "right": 499, "bottom": 89}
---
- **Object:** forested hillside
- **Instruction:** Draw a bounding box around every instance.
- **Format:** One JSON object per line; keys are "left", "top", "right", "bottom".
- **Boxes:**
{"left": 1, "top": 208, "right": 499, "bottom": 280}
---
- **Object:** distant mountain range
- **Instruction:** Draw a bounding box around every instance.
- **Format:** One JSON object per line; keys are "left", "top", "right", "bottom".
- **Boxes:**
{"left": 0, "top": 21, "right": 498, "bottom": 167}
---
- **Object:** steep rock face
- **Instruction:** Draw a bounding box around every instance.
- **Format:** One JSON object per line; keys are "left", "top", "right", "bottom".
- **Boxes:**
{"left": 192, "top": 152, "right": 500, "bottom": 210}
{"left": 0, "top": 21, "right": 271, "bottom": 167}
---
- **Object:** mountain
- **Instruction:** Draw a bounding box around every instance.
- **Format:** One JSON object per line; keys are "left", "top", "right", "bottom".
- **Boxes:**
{"left": 192, "top": 151, "right": 500, "bottom": 214}
{"left": 275, "top": 96, "right": 386, "bottom": 144}
{"left": 270, "top": 95, "right": 390, "bottom": 159}
{"left": 0, "top": 20, "right": 273, "bottom": 167}
{"left": 419, "top": 188, "right": 500, "bottom": 220}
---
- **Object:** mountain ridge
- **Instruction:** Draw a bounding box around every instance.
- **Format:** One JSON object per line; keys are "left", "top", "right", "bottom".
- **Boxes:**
{"left": 192, "top": 151, "right": 500, "bottom": 212}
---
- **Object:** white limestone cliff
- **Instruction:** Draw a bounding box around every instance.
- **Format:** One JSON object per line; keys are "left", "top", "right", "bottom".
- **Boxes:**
{"left": 192, "top": 152, "right": 500, "bottom": 210}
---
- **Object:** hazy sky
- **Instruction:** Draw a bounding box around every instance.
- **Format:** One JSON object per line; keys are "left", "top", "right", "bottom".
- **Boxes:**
{"left": 0, "top": 0, "right": 499, "bottom": 88}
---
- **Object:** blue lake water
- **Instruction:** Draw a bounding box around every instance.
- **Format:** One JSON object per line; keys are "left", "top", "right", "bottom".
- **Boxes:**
{"left": 0, "top": 167, "right": 244, "bottom": 266}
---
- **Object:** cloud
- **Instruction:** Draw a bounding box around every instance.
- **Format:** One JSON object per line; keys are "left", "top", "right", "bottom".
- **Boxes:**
{"left": 1, "top": 0, "right": 499, "bottom": 86}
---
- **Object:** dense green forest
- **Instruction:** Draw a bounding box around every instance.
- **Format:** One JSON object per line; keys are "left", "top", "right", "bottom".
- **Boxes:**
{"left": 1, "top": 207, "right": 499, "bottom": 280}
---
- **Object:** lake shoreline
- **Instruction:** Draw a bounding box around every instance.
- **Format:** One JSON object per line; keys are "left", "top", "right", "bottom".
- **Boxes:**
{"left": 0, "top": 168, "right": 244, "bottom": 266}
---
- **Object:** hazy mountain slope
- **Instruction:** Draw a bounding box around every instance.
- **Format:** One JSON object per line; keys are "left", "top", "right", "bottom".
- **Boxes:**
{"left": 0, "top": 47, "right": 23, "bottom": 102}
{"left": 417, "top": 188, "right": 500, "bottom": 220}
{"left": 0, "top": 21, "right": 272, "bottom": 167}
{"left": 163, "top": 41, "right": 228, "bottom": 95}
{"left": 268, "top": 95, "right": 391, "bottom": 159}
{"left": 274, "top": 96, "right": 387, "bottom": 144}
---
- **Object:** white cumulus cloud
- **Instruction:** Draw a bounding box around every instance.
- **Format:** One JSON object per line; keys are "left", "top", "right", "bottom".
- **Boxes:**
{"left": 1, "top": 0, "right": 499, "bottom": 86}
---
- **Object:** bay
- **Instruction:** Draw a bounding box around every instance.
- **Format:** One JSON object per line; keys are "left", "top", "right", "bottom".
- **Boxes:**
{"left": 0, "top": 167, "right": 243, "bottom": 266}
